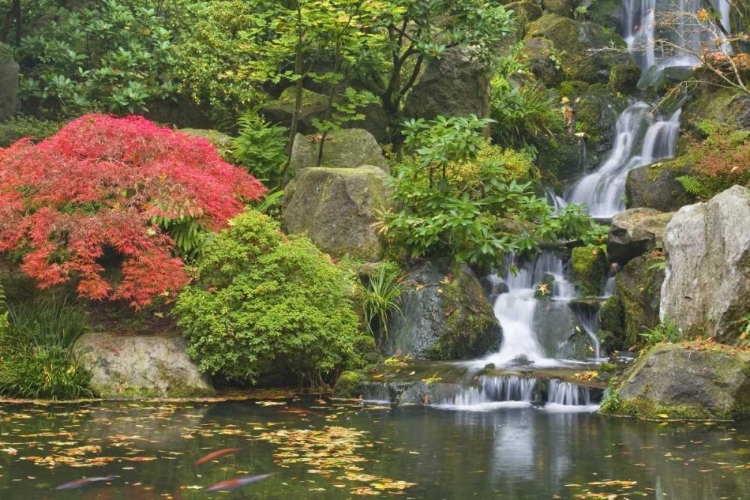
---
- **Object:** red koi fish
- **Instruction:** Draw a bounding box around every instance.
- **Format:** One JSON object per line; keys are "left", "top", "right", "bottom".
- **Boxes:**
{"left": 203, "top": 473, "right": 274, "bottom": 492}
{"left": 193, "top": 446, "right": 245, "bottom": 466}
{"left": 55, "top": 475, "right": 119, "bottom": 490}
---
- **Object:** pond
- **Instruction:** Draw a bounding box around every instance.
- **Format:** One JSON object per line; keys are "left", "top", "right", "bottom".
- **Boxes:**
{"left": 1, "top": 398, "right": 750, "bottom": 499}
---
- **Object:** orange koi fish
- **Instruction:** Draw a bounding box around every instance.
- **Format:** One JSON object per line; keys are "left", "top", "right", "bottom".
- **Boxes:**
{"left": 193, "top": 446, "right": 245, "bottom": 466}
{"left": 203, "top": 473, "right": 274, "bottom": 492}
{"left": 55, "top": 475, "right": 119, "bottom": 490}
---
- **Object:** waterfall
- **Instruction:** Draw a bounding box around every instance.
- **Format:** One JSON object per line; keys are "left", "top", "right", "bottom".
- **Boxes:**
{"left": 566, "top": 104, "right": 681, "bottom": 218}
{"left": 565, "top": 0, "right": 731, "bottom": 218}
{"left": 623, "top": 0, "right": 733, "bottom": 79}
{"left": 480, "top": 252, "right": 582, "bottom": 367}
{"left": 545, "top": 380, "right": 600, "bottom": 411}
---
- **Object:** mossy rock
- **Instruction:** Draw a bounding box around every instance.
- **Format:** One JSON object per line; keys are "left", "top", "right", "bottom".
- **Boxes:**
{"left": 262, "top": 87, "right": 329, "bottom": 135}
{"left": 537, "top": 134, "right": 588, "bottom": 185}
{"left": 506, "top": 1, "right": 543, "bottom": 37}
{"left": 585, "top": 0, "right": 622, "bottom": 31}
{"left": 74, "top": 332, "right": 215, "bottom": 398}
{"left": 625, "top": 158, "right": 697, "bottom": 212}
{"left": 608, "top": 63, "right": 641, "bottom": 95}
{"left": 573, "top": 88, "right": 627, "bottom": 151}
{"left": 521, "top": 37, "right": 564, "bottom": 87}
{"left": 541, "top": 0, "right": 576, "bottom": 17}
{"left": 283, "top": 165, "right": 390, "bottom": 262}
{"left": 385, "top": 261, "right": 503, "bottom": 360}
{"left": 597, "top": 295, "right": 625, "bottom": 352}
{"left": 333, "top": 371, "right": 365, "bottom": 399}
{"left": 570, "top": 246, "right": 607, "bottom": 296}
{"left": 178, "top": 128, "right": 233, "bottom": 159}
{"left": 609, "top": 342, "right": 750, "bottom": 420}
{"left": 681, "top": 88, "right": 750, "bottom": 139}
{"left": 615, "top": 254, "right": 664, "bottom": 347}
{"left": 525, "top": 14, "right": 629, "bottom": 84}
{"left": 559, "top": 80, "right": 590, "bottom": 97}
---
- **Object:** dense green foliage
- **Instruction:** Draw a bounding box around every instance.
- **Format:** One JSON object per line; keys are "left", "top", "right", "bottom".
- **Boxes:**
{"left": 0, "top": 297, "right": 93, "bottom": 399}
{"left": 0, "top": 114, "right": 61, "bottom": 147}
{"left": 231, "top": 111, "right": 288, "bottom": 188}
{"left": 381, "top": 115, "right": 599, "bottom": 271}
{"left": 490, "top": 77, "right": 564, "bottom": 150}
{"left": 174, "top": 210, "right": 368, "bottom": 385}
{"left": 13, "top": 0, "right": 177, "bottom": 116}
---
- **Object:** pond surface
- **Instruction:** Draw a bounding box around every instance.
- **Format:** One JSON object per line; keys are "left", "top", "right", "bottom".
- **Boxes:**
{"left": 1, "top": 398, "right": 750, "bottom": 499}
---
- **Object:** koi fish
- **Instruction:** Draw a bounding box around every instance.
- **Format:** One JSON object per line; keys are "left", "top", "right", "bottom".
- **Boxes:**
{"left": 203, "top": 473, "right": 274, "bottom": 492}
{"left": 277, "top": 408, "right": 321, "bottom": 417}
{"left": 55, "top": 475, "right": 119, "bottom": 490}
{"left": 193, "top": 446, "right": 245, "bottom": 466}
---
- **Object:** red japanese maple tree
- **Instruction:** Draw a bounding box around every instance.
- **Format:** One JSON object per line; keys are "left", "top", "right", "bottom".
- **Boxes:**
{"left": 0, "top": 114, "right": 266, "bottom": 307}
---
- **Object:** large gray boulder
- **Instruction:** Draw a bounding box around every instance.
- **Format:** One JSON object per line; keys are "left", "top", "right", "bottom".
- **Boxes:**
{"left": 404, "top": 47, "right": 491, "bottom": 121}
{"left": 288, "top": 128, "right": 386, "bottom": 176}
{"left": 74, "top": 333, "right": 214, "bottom": 397}
{"left": 625, "top": 158, "right": 697, "bottom": 212}
{"left": 607, "top": 208, "right": 674, "bottom": 265}
{"left": 384, "top": 260, "right": 503, "bottom": 360}
{"left": 0, "top": 45, "right": 19, "bottom": 121}
{"left": 661, "top": 186, "right": 750, "bottom": 341}
{"left": 283, "top": 165, "right": 390, "bottom": 261}
{"left": 613, "top": 342, "right": 750, "bottom": 419}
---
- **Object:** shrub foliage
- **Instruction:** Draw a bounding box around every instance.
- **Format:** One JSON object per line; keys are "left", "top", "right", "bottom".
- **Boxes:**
{"left": 0, "top": 114, "right": 266, "bottom": 307}
{"left": 174, "top": 210, "right": 366, "bottom": 385}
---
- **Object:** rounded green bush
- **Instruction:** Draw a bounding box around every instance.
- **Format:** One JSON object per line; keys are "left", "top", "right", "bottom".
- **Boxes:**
{"left": 174, "top": 209, "right": 367, "bottom": 384}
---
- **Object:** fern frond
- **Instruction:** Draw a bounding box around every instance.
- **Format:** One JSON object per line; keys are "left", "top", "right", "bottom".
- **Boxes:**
{"left": 676, "top": 175, "right": 705, "bottom": 197}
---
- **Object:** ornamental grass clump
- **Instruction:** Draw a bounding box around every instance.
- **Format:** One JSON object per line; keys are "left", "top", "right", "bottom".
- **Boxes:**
{"left": 0, "top": 114, "right": 266, "bottom": 308}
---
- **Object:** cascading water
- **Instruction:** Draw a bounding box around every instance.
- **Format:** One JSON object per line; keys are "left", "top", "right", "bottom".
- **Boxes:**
{"left": 566, "top": 103, "right": 681, "bottom": 218}
{"left": 566, "top": 0, "right": 730, "bottom": 218}
{"left": 480, "top": 252, "right": 596, "bottom": 367}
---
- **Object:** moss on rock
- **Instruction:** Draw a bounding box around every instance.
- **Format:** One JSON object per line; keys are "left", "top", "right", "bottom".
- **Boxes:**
{"left": 615, "top": 253, "right": 664, "bottom": 347}
{"left": 333, "top": 371, "right": 365, "bottom": 399}
{"left": 608, "top": 63, "right": 641, "bottom": 95}
{"left": 597, "top": 295, "right": 626, "bottom": 352}
{"left": 625, "top": 158, "right": 697, "bottom": 212}
{"left": 525, "top": 14, "right": 629, "bottom": 84}
{"left": 571, "top": 246, "right": 607, "bottom": 296}
{"left": 605, "top": 342, "right": 750, "bottom": 420}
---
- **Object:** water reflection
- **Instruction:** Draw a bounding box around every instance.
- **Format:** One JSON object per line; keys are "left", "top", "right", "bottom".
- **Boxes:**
{"left": 1, "top": 400, "right": 750, "bottom": 499}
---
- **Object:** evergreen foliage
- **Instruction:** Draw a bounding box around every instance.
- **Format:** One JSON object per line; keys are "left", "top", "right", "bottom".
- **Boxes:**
{"left": 174, "top": 210, "right": 367, "bottom": 386}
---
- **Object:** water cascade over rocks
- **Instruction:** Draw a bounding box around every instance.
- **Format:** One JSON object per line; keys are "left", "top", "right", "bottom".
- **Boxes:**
{"left": 480, "top": 252, "right": 599, "bottom": 368}
{"left": 565, "top": 0, "right": 731, "bottom": 218}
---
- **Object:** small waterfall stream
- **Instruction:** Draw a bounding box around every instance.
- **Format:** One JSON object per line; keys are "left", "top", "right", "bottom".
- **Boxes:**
{"left": 480, "top": 252, "right": 596, "bottom": 368}
{"left": 566, "top": 104, "right": 681, "bottom": 218}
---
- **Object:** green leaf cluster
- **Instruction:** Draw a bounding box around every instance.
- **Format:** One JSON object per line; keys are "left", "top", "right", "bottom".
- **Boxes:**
{"left": 640, "top": 318, "right": 681, "bottom": 346}
{"left": 358, "top": 263, "right": 403, "bottom": 339}
{"left": 231, "top": 111, "right": 288, "bottom": 189}
{"left": 382, "top": 115, "right": 596, "bottom": 272}
{"left": 15, "top": 0, "right": 177, "bottom": 117}
{"left": 174, "top": 210, "right": 367, "bottom": 385}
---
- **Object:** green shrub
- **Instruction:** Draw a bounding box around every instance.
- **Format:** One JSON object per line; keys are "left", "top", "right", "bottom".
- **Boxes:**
{"left": 382, "top": 115, "right": 594, "bottom": 272}
{"left": 0, "top": 115, "right": 62, "bottom": 147}
{"left": 174, "top": 209, "right": 367, "bottom": 385}
{"left": 15, "top": 0, "right": 177, "bottom": 117}
{"left": 0, "top": 297, "right": 93, "bottom": 399}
